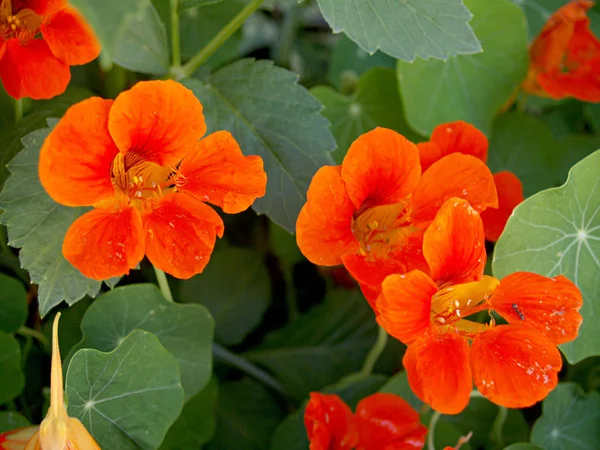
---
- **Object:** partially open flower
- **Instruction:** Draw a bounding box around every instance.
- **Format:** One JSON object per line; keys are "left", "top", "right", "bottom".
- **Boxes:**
{"left": 24, "top": 313, "right": 101, "bottom": 449}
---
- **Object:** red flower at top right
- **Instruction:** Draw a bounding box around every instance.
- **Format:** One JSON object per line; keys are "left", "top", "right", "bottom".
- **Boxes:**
{"left": 522, "top": 0, "right": 600, "bottom": 102}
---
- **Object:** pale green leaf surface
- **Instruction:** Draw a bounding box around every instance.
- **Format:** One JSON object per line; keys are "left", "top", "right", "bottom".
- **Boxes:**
{"left": 0, "top": 331, "right": 24, "bottom": 404}
{"left": 183, "top": 59, "right": 335, "bottom": 232}
{"left": 245, "top": 290, "right": 378, "bottom": 401}
{"left": 0, "top": 125, "right": 107, "bottom": 317}
{"left": 159, "top": 376, "right": 218, "bottom": 450}
{"left": 493, "top": 150, "right": 600, "bottom": 363}
{"left": 179, "top": 248, "right": 269, "bottom": 346}
{"left": 0, "top": 274, "right": 27, "bottom": 334}
{"left": 71, "top": 0, "right": 169, "bottom": 75}
{"left": 531, "top": 382, "right": 600, "bottom": 450}
{"left": 398, "top": 0, "right": 528, "bottom": 135}
{"left": 71, "top": 284, "right": 214, "bottom": 400}
{"left": 503, "top": 445, "right": 543, "bottom": 450}
{"left": 180, "top": 0, "right": 222, "bottom": 10}
{"left": 316, "top": 0, "right": 481, "bottom": 61}
{"left": 66, "top": 330, "right": 184, "bottom": 450}
{"left": 0, "top": 412, "right": 30, "bottom": 433}
{"left": 312, "top": 67, "right": 424, "bottom": 163}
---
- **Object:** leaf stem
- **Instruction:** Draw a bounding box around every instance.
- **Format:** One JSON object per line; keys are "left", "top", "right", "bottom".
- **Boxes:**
{"left": 170, "top": 0, "right": 181, "bottom": 69}
{"left": 491, "top": 405, "right": 508, "bottom": 447}
{"left": 274, "top": 4, "right": 299, "bottom": 67}
{"left": 17, "top": 326, "right": 50, "bottom": 350}
{"left": 153, "top": 266, "right": 174, "bottom": 302}
{"left": 213, "top": 342, "right": 288, "bottom": 397}
{"left": 177, "top": 0, "right": 264, "bottom": 79}
{"left": 360, "top": 325, "right": 388, "bottom": 376}
{"left": 14, "top": 98, "right": 23, "bottom": 122}
{"left": 427, "top": 410, "right": 442, "bottom": 450}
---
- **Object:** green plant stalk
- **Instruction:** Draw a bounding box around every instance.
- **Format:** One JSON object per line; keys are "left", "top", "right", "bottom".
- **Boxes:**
{"left": 213, "top": 342, "right": 288, "bottom": 398}
{"left": 490, "top": 405, "right": 508, "bottom": 447}
{"left": 360, "top": 325, "right": 388, "bottom": 376}
{"left": 274, "top": 4, "right": 299, "bottom": 67}
{"left": 177, "top": 0, "right": 265, "bottom": 79}
{"left": 170, "top": 0, "right": 181, "bottom": 69}
{"left": 14, "top": 98, "right": 23, "bottom": 122}
{"left": 427, "top": 410, "right": 442, "bottom": 450}
{"left": 17, "top": 326, "right": 50, "bottom": 350}
{"left": 153, "top": 266, "right": 174, "bottom": 302}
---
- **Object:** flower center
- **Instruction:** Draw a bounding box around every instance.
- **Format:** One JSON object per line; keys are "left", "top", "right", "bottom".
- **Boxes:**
{"left": 430, "top": 275, "right": 500, "bottom": 337}
{"left": 108, "top": 152, "right": 176, "bottom": 211}
{"left": 351, "top": 200, "right": 414, "bottom": 260}
{"left": 0, "top": 0, "right": 41, "bottom": 42}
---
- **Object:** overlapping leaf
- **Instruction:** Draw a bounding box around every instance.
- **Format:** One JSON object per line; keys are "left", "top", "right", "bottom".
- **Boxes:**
{"left": 0, "top": 125, "right": 111, "bottom": 316}
{"left": 398, "top": 0, "right": 528, "bottom": 135}
{"left": 0, "top": 274, "right": 27, "bottom": 334}
{"left": 493, "top": 150, "right": 600, "bottom": 363}
{"left": 66, "top": 330, "right": 184, "bottom": 450}
{"left": 0, "top": 412, "right": 29, "bottom": 433}
{"left": 531, "top": 383, "right": 600, "bottom": 450}
{"left": 183, "top": 59, "right": 336, "bottom": 232}
{"left": 0, "top": 331, "right": 24, "bottom": 404}
{"left": 179, "top": 248, "right": 269, "bottom": 346}
{"left": 71, "top": 0, "right": 169, "bottom": 74}
{"left": 72, "top": 284, "right": 214, "bottom": 400}
{"left": 316, "top": 0, "right": 481, "bottom": 61}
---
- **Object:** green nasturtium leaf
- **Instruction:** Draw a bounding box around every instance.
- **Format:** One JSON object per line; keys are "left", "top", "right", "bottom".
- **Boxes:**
{"left": 0, "top": 124, "right": 112, "bottom": 316}
{"left": 159, "top": 376, "right": 218, "bottom": 450}
{"left": 0, "top": 331, "right": 24, "bottom": 404}
{"left": 326, "top": 35, "right": 395, "bottom": 90}
{"left": 398, "top": 0, "right": 528, "bottom": 135}
{"left": 180, "top": 0, "right": 222, "bottom": 10}
{"left": 316, "top": 0, "right": 481, "bottom": 61}
{"left": 0, "top": 411, "right": 30, "bottom": 433}
{"left": 245, "top": 289, "right": 378, "bottom": 401}
{"left": 183, "top": 59, "right": 336, "bottom": 233}
{"left": 531, "top": 382, "right": 600, "bottom": 450}
{"left": 71, "top": 0, "right": 169, "bottom": 75}
{"left": 312, "top": 67, "right": 424, "bottom": 163}
{"left": 71, "top": 284, "right": 214, "bottom": 400}
{"left": 0, "top": 274, "right": 27, "bottom": 334}
{"left": 503, "top": 445, "right": 543, "bottom": 450}
{"left": 270, "top": 375, "right": 387, "bottom": 450}
{"left": 488, "top": 112, "right": 562, "bottom": 197}
{"left": 179, "top": 248, "right": 270, "bottom": 346}
{"left": 66, "top": 330, "right": 184, "bottom": 450}
{"left": 493, "top": 150, "right": 600, "bottom": 363}
{"left": 206, "top": 379, "right": 285, "bottom": 450}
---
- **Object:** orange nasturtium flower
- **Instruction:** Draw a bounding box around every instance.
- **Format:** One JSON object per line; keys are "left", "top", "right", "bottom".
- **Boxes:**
{"left": 0, "top": 0, "right": 100, "bottom": 99}
{"left": 296, "top": 127, "right": 498, "bottom": 306}
{"left": 24, "top": 313, "right": 101, "bottom": 449}
{"left": 417, "top": 121, "right": 524, "bottom": 242}
{"left": 0, "top": 428, "right": 38, "bottom": 450}
{"left": 304, "top": 392, "right": 427, "bottom": 450}
{"left": 39, "top": 80, "right": 267, "bottom": 280}
{"left": 376, "top": 198, "right": 583, "bottom": 414}
{"left": 522, "top": 0, "right": 600, "bottom": 101}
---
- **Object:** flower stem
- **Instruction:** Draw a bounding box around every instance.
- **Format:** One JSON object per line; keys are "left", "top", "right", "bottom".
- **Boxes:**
{"left": 213, "top": 342, "right": 288, "bottom": 397}
{"left": 153, "top": 266, "right": 174, "bottom": 302}
{"left": 170, "top": 0, "right": 181, "bottom": 70}
{"left": 14, "top": 98, "right": 23, "bottom": 122}
{"left": 17, "top": 326, "right": 50, "bottom": 350}
{"left": 178, "top": 0, "right": 264, "bottom": 79}
{"left": 427, "top": 410, "right": 442, "bottom": 450}
{"left": 360, "top": 325, "right": 388, "bottom": 376}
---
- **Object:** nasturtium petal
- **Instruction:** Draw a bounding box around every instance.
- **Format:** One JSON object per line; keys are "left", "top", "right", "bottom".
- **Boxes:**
{"left": 66, "top": 330, "right": 184, "bottom": 450}
{"left": 493, "top": 149, "right": 600, "bottom": 363}
{"left": 316, "top": 0, "right": 481, "bottom": 61}
{"left": 0, "top": 124, "right": 116, "bottom": 316}
{"left": 531, "top": 382, "right": 600, "bottom": 450}
{"left": 70, "top": 284, "right": 214, "bottom": 400}
{"left": 398, "top": 0, "right": 528, "bottom": 135}
{"left": 182, "top": 59, "right": 336, "bottom": 233}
